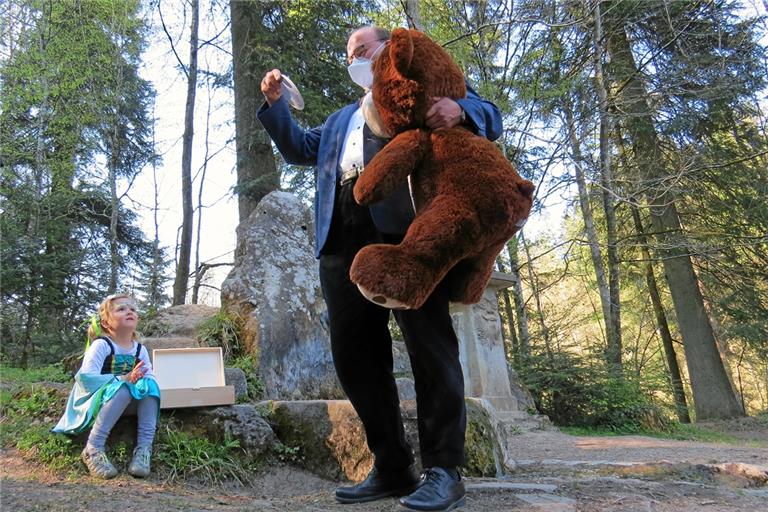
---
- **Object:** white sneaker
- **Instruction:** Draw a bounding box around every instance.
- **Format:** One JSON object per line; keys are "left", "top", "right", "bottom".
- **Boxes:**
{"left": 127, "top": 445, "right": 152, "bottom": 478}
{"left": 81, "top": 448, "right": 118, "bottom": 479}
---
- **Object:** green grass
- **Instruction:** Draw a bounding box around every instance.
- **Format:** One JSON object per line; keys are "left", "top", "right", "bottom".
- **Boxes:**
{"left": 154, "top": 423, "right": 257, "bottom": 484}
{"left": 2, "top": 385, "right": 266, "bottom": 483}
{"left": 0, "top": 384, "right": 68, "bottom": 444}
{"left": 1, "top": 384, "right": 85, "bottom": 475}
{"left": 16, "top": 425, "right": 82, "bottom": 472}
{"left": 0, "top": 364, "right": 70, "bottom": 384}
{"left": 197, "top": 309, "right": 243, "bottom": 360}
{"left": 561, "top": 423, "right": 742, "bottom": 444}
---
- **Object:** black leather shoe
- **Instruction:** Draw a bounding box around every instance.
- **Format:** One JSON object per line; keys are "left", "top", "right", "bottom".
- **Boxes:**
{"left": 335, "top": 464, "right": 421, "bottom": 504}
{"left": 399, "top": 467, "right": 466, "bottom": 511}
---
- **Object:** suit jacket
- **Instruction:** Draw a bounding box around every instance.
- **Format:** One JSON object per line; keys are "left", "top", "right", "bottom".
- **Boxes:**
{"left": 257, "top": 85, "right": 503, "bottom": 258}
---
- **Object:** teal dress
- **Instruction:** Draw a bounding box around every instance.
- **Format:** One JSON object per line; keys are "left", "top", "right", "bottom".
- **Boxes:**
{"left": 52, "top": 340, "right": 161, "bottom": 435}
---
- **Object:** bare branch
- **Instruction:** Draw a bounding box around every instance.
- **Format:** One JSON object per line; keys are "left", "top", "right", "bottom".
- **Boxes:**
{"left": 158, "top": 0, "right": 187, "bottom": 78}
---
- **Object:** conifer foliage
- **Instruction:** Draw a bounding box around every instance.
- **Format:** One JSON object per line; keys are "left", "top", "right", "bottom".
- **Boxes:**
{"left": 1, "top": 0, "right": 162, "bottom": 365}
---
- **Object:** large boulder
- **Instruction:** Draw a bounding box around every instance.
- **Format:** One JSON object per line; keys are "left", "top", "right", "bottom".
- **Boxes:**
{"left": 140, "top": 304, "right": 219, "bottom": 358}
{"left": 263, "top": 400, "right": 373, "bottom": 482}
{"left": 261, "top": 398, "right": 511, "bottom": 482}
{"left": 224, "top": 367, "right": 249, "bottom": 401}
{"left": 221, "top": 191, "right": 343, "bottom": 400}
{"left": 177, "top": 404, "right": 278, "bottom": 456}
{"left": 144, "top": 304, "right": 219, "bottom": 338}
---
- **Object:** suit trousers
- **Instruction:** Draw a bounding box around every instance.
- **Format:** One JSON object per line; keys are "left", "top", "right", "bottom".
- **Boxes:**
{"left": 318, "top": 181, "right": 467, "bottom": 472}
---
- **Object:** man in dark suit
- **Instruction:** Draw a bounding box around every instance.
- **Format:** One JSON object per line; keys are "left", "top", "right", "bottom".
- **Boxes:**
{"left": 258, "top": 26, "right": 503, "bottom": 512}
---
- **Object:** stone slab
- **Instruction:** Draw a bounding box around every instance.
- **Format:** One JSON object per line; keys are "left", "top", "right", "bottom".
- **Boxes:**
{"left": 467, "top": 481, "right": 558, "bottom": 493}
{"left": 513, "top": 493, "right": 577, "bottom": 511}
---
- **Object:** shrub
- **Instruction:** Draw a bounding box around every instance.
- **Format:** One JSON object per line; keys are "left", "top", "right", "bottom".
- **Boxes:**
{"left": 197, "top": 309, "right": 244, "bottom": 361}
{"left": 518, "top": 351, "right": 672, "bottom": 432}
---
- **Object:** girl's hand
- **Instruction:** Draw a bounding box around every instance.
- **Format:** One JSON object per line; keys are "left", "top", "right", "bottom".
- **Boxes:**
{"left": 125, "top": 360, "right": 146, "bottom": 384}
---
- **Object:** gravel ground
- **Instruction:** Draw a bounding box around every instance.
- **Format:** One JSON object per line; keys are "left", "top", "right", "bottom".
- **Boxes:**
{"left": 3, "top": 422, "right": 767, "bottom": 512}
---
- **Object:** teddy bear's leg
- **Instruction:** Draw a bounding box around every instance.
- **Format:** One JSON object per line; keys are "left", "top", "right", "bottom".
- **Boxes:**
{"left": 447, "top": 239, "right": 509, "bottom": 304}
{"left": 351, "top": 244, "right": 415, "bottom": 310}
{"left": 350, "top": 196, "right": 479, "bottom": 310}
{"left": 353, "top": 130, "right": 429, "bottom": 206}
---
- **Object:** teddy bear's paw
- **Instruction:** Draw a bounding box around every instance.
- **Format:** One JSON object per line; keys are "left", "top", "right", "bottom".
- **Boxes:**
{"left": 356, "top": 283, "right": 412, "bottom": 310}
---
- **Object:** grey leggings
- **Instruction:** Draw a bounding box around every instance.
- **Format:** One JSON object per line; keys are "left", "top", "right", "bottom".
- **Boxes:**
{"left": 86, "top": 385, "right": 159, "bottom": 451}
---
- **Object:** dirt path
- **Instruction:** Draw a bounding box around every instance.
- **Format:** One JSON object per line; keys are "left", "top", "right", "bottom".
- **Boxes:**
{"left": 504, "top": 430, "right": 768, "bottom": 466}
{"left": 2, "top": 429, "right": 767, "bottom": 512}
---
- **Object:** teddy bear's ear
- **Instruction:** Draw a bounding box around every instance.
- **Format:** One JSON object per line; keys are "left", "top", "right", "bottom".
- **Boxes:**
{"left": 389, "top": 28, "right": 414, "bottom": 76}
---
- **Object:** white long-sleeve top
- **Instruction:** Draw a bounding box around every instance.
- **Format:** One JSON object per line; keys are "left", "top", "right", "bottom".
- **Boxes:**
{"left": 80, "top": 337, "right": 155, "bottom": 380}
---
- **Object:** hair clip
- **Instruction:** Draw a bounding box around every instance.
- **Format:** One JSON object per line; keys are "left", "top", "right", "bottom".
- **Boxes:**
{"left": 85, "top": 314, "right": 102, "bottom": 351}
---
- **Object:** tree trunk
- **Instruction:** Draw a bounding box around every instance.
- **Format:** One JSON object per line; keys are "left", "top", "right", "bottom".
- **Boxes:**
{"left": 172, "top": 0, "right": 199, "bottom": 306}
{"left": 108, "top": 149, "right": 119, "bottom": 294}
{"left": 562, "top": 101, "right": 619, "bottom": 374}
{"left": 149, "top": 101, "right": 164, "bottom": 308}
{"left": 229, "top": 0, "right": 279, "bottom": 223}
{"left": 507, "top": 238, "right": 530, "bottom": 360}
{"left": 107, "top": 19, "right": 126, "bottom": 295}
{"left": 606, "top": 13, "right": 743, "bottom": 419}
{"left": 631, "top": 207, "right": 691, "bottom": 423}
{"left": 107, "top": 59, "right": 122, "bottom": 294}
{"left": 521, "top": 233, "right": 551, "bottom": 358}
{"left": 192, "top": 88, "right": 213, "bottom": 304}
{"left": 404, "top": 0, "right": 424, "bottom": 31}
{"left": 593, "top": 1, "right": 622, "bottom": 375}
{"left": 496, "top": 259, "right": 519, "bottom": 362}
{"left": 23, "top": 46, "right": 49, "bottom": 367}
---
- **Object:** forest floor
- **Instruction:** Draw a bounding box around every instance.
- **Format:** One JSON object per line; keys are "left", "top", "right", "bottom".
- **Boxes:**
{"left": 2, "top": 416, "right": 767, "bottom": 512}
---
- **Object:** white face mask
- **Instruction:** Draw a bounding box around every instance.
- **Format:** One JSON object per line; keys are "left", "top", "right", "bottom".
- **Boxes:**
{"left": 347, "top": 41, "right": 386, "bottom": 89}
{"left": 348, "top": 59, "right": 373, "bottom": 89}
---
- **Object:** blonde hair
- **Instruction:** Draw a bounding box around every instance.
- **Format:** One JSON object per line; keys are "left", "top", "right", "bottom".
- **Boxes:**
{"left": 87, "top": 294, "right": 138, "bottom": 341}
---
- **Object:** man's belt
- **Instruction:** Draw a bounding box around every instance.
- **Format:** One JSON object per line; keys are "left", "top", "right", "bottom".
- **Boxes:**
{"left": 340, "top": 167, "right": 363, "bottom": 186}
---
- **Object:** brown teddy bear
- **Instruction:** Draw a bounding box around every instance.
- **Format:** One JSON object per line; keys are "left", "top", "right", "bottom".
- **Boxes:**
{"left": 350, "top": 28, "right": 535, "bottom": 310}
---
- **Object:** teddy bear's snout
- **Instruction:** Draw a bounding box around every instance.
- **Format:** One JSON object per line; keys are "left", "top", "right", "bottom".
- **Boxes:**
{"left": 361, "top": 91, "right": 393, "bottom": 139}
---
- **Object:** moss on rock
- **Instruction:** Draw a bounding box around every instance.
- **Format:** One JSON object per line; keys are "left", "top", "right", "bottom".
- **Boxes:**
{"left": 462, "top": 399, "right": 501, "bottom": 477}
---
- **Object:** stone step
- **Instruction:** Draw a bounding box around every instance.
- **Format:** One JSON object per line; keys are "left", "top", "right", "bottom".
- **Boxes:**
{"left": 499, "top": 420, "right": 547, "bottom": 435}
{"left": 509, "top": 459, "right": 768, "bottom": 489}
{"left": 466, "top": 480, "right": 576, "bottom": 511}
{"left": 496, "top": 410, "right": 535, "bottom": 420}
{"left": 473, "top": 407, "right": 552, "bottom": 435}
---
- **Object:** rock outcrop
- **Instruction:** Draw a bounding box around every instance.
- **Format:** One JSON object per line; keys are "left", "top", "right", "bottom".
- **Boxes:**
{"left": 261, "top": 398, "right": 516, "bottom": 481}
{"left": 220, "top": 191, "right": 343, "bottom": 400}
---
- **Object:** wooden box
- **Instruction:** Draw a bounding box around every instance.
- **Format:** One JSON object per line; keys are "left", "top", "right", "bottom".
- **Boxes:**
{"left": 152, "top": 347, "right": 235, "bottom": 409}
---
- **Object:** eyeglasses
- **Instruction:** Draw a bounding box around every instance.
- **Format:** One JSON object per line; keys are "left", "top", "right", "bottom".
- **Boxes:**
{"left": 347, "top": 39, "right": 386, "bottom": 65}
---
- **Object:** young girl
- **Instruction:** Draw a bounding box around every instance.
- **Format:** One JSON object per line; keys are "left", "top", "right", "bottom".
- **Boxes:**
{"left": 53, "top": 294, "right": 161, "bottom": 479}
